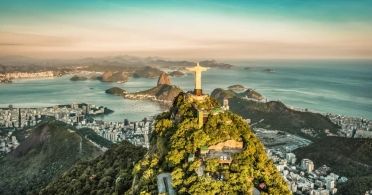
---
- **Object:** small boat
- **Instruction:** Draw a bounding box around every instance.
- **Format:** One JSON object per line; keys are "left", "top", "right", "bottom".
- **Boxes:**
{"left": 117, "top": 81, "right": 123, "bottom": 84}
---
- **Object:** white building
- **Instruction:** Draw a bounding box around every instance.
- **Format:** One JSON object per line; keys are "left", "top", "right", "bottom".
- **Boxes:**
{"left": 327, "top": 180, "right": 335, "bottom": 191}
{"left": 286, "top": 153, "right": 296, "bottom": 164}
{"left": 301, "top": 159, "right": 314, "bottom": 172}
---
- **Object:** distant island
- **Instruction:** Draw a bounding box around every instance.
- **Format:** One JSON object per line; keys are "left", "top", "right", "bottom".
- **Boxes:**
{"left": 168, "top": 70, "right": 185, "bottom": 77}
{"left": 227, "top": 84, "right": 246, "bottom": 90}
{"left": 133, "top": 66, "right": 164, "bottom": 79}
{"left": 244, "top": 67, "right": 255, "bottom": 70}
{"left": 70, "top": 75, "right": 98, "bottom": 81}
{"left": 200, "top": 60, "right": 237, "bottom": 68}
{"left": 105, "top": 87, "right": 128, "bottom": 96}
{"left": 264, "top": 69, "right": 275, "bottom": 72}
{"left": 70, "top": 71, "right": 129, "bottom": 83}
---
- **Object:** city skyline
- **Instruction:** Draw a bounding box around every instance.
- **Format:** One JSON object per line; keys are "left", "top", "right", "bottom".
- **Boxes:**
{"left": 0, "top": 0, "right": 371, "bottom": 59}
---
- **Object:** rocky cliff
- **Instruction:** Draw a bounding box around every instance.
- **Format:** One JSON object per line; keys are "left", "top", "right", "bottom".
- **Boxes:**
{"left": 157, "top": 72, "right": 171, "bottom": 85}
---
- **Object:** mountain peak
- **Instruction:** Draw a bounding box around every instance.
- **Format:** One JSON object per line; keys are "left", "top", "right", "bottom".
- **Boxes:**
{"left": 157, "top": 72, "right": 172, "bottom": 86}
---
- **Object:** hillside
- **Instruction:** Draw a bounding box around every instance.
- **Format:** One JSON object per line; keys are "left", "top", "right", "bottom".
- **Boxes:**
{"left": 101, "top": 71, "right": 129, "bottom": 82}
{"left": 211, "top": 88, "right": 339, "bottom": 139}
{"left": 0, "top": 121, "right": 103, "bottom": 195}
{"left": 129, "top": 92, "right": 291, "bottom": 194}
{"left": 134, "top": 84, "right": 183, "bottom": 101}
{"left": 212, "top": 88, "right": 264, "bottom": 101}
{"left": 237, "top": 89, "right": 264, "bottom": 100}
{"left": 293, "top": 137, "right": 372, "bottom": 195}
{"left": 133, "top": 66, "right": 164, "bottom": 79}
{"left": 38, "top": 140, "right": 147, "bottom": 195}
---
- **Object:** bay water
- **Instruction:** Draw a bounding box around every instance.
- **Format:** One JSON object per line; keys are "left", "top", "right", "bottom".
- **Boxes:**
{"left": 0, "top": 60, "right": 371, "bottom": 121}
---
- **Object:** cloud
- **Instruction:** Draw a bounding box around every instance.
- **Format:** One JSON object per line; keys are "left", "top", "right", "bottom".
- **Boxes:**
{"left": 0, "top": 31, "right": 79, "bottom": 47}
{"left": 0, "top": 43, "right": 23, "bottom": 46}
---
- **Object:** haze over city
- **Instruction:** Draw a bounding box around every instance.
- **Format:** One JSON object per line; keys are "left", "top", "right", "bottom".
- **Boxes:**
{"left": 1, "top": 0, "right": 372, "bottom": 59}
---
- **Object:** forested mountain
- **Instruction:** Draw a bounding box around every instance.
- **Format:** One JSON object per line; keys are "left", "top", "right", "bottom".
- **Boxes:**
{"left": 30, "top": 91, "right": 292, "bottom": 195}
{"left": 130, "top": 92, "right": 291, "bottom": 194}
{"left": 0, "top": 121, "right": 103, "bottom": 195}
{"left": 37, "top": 141, "right": 147, "bottom": 195}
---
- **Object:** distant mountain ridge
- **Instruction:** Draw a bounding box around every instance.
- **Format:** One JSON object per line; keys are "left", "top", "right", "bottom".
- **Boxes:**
{"left": 0, "top": 55, "right": 236, "bottom": 70}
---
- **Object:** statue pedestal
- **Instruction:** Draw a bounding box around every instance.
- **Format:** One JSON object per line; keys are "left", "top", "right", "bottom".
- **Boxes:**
{"left": 194, "top": 89, "right": 202, "bottom": 96}
{"left": 185, "top": 92, "right": 209, "bottom": 102}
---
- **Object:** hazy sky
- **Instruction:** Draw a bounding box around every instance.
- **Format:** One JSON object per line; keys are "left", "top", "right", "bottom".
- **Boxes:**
{"left": 0, "top": 0, "right": 371, "bottom": 59}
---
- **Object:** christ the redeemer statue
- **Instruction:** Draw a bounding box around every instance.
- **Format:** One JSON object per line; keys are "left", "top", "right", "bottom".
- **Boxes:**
{"left": 187, "top": 62, "right": 209, "bottom": 96}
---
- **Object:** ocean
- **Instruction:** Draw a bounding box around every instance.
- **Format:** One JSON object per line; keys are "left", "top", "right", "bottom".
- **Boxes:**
{"left": 0, "top": 60, "right": 371, "bottom": 121}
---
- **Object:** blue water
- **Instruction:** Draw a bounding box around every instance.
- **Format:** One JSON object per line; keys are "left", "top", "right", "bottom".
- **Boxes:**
{"left": 0, "top": 60, "right": 371, "bottom": 121}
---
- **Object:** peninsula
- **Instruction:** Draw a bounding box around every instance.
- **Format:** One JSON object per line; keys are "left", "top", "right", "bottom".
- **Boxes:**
{"left": 105, "top": 72, "right": 183, "bottom": 106}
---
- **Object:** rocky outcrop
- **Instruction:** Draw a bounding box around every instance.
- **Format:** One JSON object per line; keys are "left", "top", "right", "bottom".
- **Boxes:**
{"left": 155, "top": 85, "right": 183, "bottom": 101}
{"left": 157, "top": 72, "right": 171, "bottom": 86}
{"left": 101, "top": 71, "right": 113, "bottom": 81}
